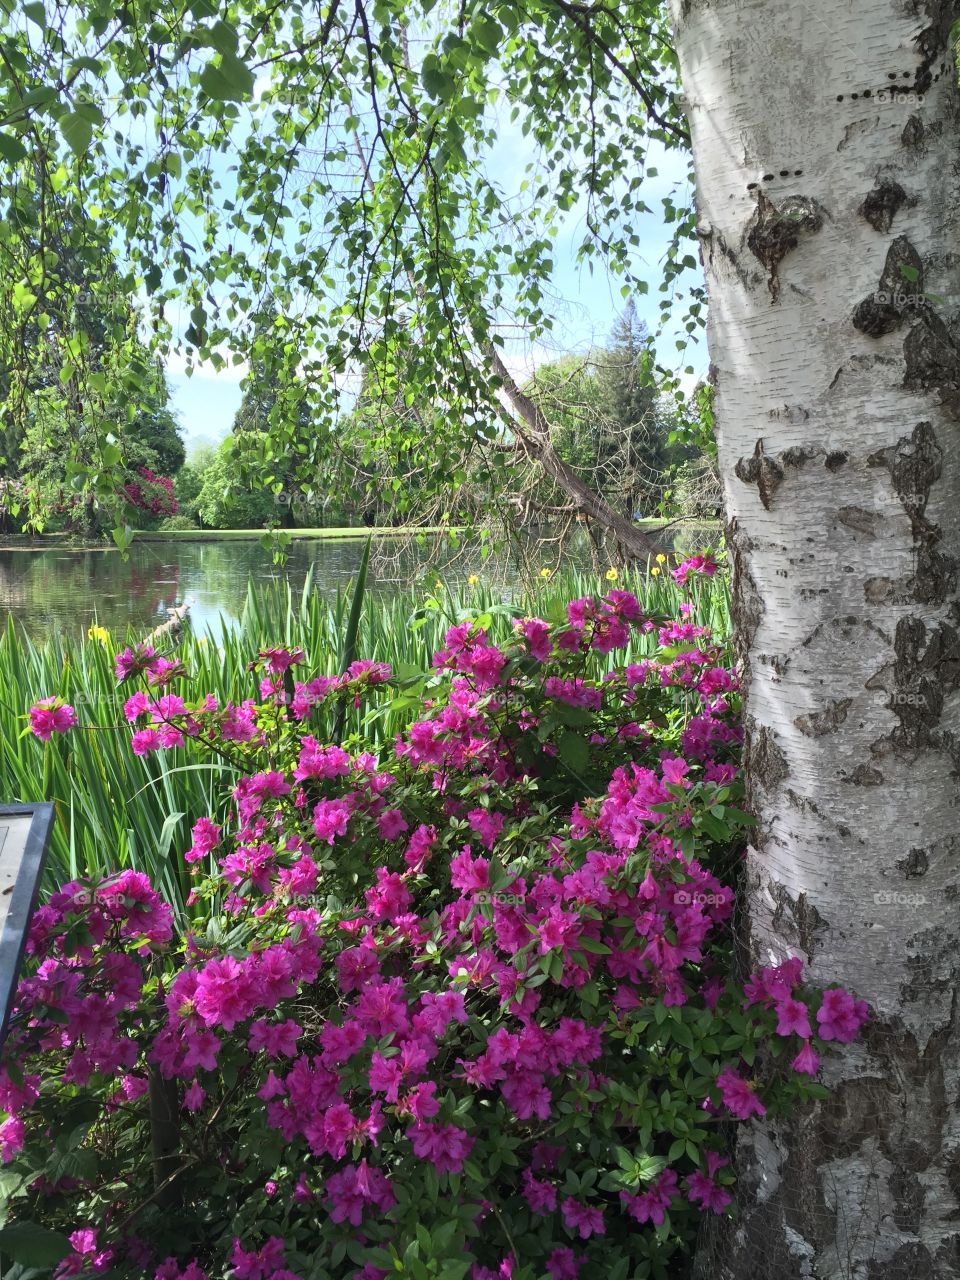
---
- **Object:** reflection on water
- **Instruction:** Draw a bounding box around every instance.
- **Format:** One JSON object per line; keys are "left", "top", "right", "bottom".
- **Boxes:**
{"left": 0, "top": 525, "right": 719, "bottom": 640}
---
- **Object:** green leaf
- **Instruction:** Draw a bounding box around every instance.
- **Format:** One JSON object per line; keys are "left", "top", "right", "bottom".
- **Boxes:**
{"left": 578, "top": 936, "right": 611, "bottom": 955}
{"left": 0, "top": 1223, "right": 72, "bottom": 1266}
{"left": 59, "top": 112, "right": 93, "bottom": 155}
{"left": 208, "top": 19, "right": 240, "bottom": 54}
{"left": 422, "top": 58, "right": 456, "bottom": 101}
{"left": 473, "top": 18, "right": 502, "bottom": 54}
{"left": 0, "top": 132, "right": 28, "bottom": 163}
{"left": 557, "top": 731, "right": 590, "bottom": 775}
{"left": 200, "top": 51, "right": 254, "bottom": 101}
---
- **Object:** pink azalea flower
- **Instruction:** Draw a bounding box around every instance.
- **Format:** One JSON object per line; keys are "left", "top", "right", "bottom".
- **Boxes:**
{"left": 521, "top": 1168, "right": 557, "bottom": 1215}
{"left": 792, "top": 1041, "right": 821, "bottom": 1076}
{"left": 29, "top": 699, "right": 77, "bottom": 741}
{"left": 378, "top": 808, "right": 409, "bottom": 840}
{"left": 183, "top": 1081, "right": 205, "bottom": 1112}
{"left": 546, "top": 1247, "right": 582, "bottom": 1280}
{"left": 561, "top": 1197, "right": 604, "bottom": 1239}
{"left": 816, "top": 987, "right": 869, "bottom": 1042}
{"left": 775, "top": 996, "right": 812, "bottom": 1039}
{"left": 716, "top": 1068, "right": 766, "bottom": 1119}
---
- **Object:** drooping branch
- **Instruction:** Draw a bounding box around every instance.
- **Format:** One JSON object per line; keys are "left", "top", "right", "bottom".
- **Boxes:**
{"left": 487, "top": 346, "right": 662, "bottom": 561}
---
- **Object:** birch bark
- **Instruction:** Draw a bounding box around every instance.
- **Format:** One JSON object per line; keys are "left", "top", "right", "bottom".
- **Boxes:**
{"left": 668, "top": 1, "right": 960, "bottom": 1274}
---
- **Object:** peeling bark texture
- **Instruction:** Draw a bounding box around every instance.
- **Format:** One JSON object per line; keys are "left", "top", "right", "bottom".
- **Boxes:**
{"left": 668, "top": 0, "right": 960, "bottom": 1276}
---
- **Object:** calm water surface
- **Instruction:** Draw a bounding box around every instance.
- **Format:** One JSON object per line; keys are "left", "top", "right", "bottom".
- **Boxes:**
{"left": 0, "top": 526, "right": 717, "bottom": 640}
{"left": 0, "top": 537, "right": 475, "bottom": 639}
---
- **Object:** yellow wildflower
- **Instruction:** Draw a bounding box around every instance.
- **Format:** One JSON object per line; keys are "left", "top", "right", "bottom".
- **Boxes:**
{"left": 656, "top": 553, "right": 667, "bottom": 564}
{"left": 605, "top": 567, "right": 619, "bottom": 582}
{"left": 468, "top": 574, "right": 479, "bottom": 586}
{"left": 651, "top": 567, "right": 661, "bottom": 577}
{"left": 87, "top": 624, "right": 110, "bottom": 645}
{"left": 539, "top": 567, "right": 552, "bottom": 579}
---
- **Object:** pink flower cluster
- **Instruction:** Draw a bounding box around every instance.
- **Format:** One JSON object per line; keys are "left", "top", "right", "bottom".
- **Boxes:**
{"left": 5, "top": 582, "right": 873, "bottom": 1279}
{"left": 123, "top": 467, "right": 178, "bottom": 517}
{"left": 28, "top": 698, "right": 77, "bottom": 741}
{"left": 671, "top": 552, "right": 718, "bottom": 585}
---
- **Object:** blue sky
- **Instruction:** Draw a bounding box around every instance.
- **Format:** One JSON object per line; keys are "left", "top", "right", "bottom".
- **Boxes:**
{"left": 164, "top": 121, "right": 702, "bottom": 454}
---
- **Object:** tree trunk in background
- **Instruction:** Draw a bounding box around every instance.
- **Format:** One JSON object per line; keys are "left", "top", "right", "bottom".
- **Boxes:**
{"left": 488, "top": 349, "right": 663, "bottom": 561}
{"left": 669, "top": 1, "right": 960, "bottom": 1275}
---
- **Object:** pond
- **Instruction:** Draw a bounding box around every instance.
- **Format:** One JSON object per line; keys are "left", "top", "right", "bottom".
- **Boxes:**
{"left": 0, "top": 525, "right": 719, "bottom": 640}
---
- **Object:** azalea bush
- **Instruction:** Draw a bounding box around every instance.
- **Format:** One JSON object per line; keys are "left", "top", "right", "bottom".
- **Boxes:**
{"left": 122, "top": 468, "right": 179, "bottom": 521}
{"left": 1, "top": 563, "right": 867, "bottom": 1280}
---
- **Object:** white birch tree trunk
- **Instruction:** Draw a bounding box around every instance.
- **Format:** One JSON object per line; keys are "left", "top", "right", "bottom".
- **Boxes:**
{"left": 667, "top": 1, "right": 960, "bottom": 1275}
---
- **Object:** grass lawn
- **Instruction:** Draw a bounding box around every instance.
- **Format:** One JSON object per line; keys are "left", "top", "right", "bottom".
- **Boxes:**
{"left": 0, "top": 526, "right": 458, "bottom": 549}
{"left": 0, "top": 519, "right": 714, "bottom": 551}
{"left": 132, "top": 519, "right": 695, "bottom": 542}
{"left": 131, "top": 525, "right": 459, "bottom": 542}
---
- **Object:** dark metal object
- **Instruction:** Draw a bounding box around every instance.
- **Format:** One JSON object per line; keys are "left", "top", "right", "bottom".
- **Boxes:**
{"left": 0, "top": 804, "right": 54, "bottom": 1049}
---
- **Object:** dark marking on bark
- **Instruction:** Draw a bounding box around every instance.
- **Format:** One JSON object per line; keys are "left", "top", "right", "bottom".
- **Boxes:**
{"left": 734, "top": 438, "right": 784, "bottom": 510}
{"left": 749, "top": 725, "right": 788, "bottom": 792}
{"left": 868, "top": 1241, "right": 936, "bottom": 1279}
{"left": 867, "top": 421, "right": 958, "bottom": 605}
{"left": 935, "top": 1236, "right": 960, "bottom": 1273}
{"left": 897, "top": 846, "right": 929, "bottom": 878}
{"left": 727, "top": 518, "right": 764, "bottom": 659}
{"left": 703, "top": 227, "right": 756, "bottom": 290}
{"left": 901, "top": 113, "right": 925, "bottom": 149}
{"left": 912, "top": 0, "right": 960, "bottom": 96}
{"left": 871, "top": 617, "right": 960, "bottom": 755}
{"left": 859, "top": 179, "right": 911, "bottom": 232}
{"left": 769, "top": 883, "right": 827, "bottom": 962}
{"left": 853, "top": 295, "right": 903, "bottom": 337}
{"left": 838, "top": 505, "right": 880, "bottom": 537}
{"left": 785, "top": 787, "right": 854, "bottom": 838}
{"left": 766, "top": 654, "right": 788, "bottom": 677}
{"left": 794, "top": 697, "right": 852, "bottom": 737}
{"left": 779, "top": 445, "right": 818, "bottom": 468}
{"left": 879, "top": 235, "right": 925, "bottom": 300}
{"left": 767, "top": 403, "right": 809, "bottom": 424}
{"left": 824, "top": 450, "right": 849, "bottom": 471}
{"left": 853, "top": 235, "right": 925, "bottom": 337}
{"left": 865, "top": 575, "right": 898, "bottom": 604}
{"left": 842, "top": 763, "right": 885, "bottom": 785}
{"left": 903, "top": 308, "right": 960, "bottom": 420}
{"left": 868, "top": 420, "right": 941, "bottom": 530}
{"left": 890, "top": 1167, "right": 926, "bottom": 1233}
{"left": 746, "top": 191, "right": 825, "bottom": 302}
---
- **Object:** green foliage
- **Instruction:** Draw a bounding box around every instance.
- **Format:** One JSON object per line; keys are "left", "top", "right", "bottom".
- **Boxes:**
{"left": 0, "top": 0, "right": 697, "bottom": 540}
{"left": 0, "top": 563, "right": 729, "bottom": 919}
{"left": 156, "top": 514, "right": 200, "bottom": 531}
{"left": 0, "top": 563, "right": 868, "bottom": 1280}
{"left": 527, "top": 303, "right": 695, "bottom": 521}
